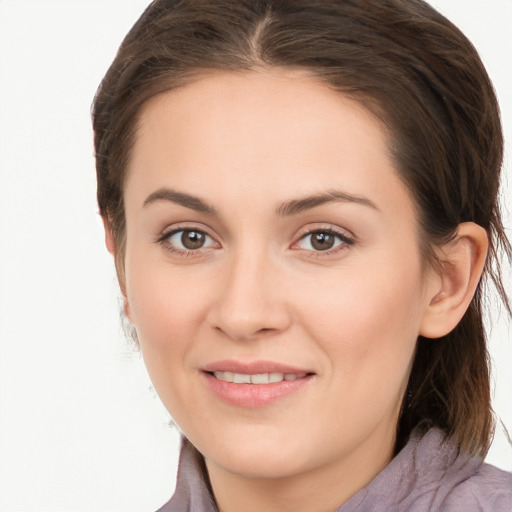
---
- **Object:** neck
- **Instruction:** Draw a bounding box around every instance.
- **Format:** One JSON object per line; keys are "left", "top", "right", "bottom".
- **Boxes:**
{"left": 205, "top": 423, "right": 397, "bottom": 512}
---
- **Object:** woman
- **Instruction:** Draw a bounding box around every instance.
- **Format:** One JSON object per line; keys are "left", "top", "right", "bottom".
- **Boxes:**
{"left": 92, "top": 0, "right": 512, "bottom": 510}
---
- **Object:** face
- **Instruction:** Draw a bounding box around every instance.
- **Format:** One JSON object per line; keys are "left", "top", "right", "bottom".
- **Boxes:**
{"left": 122, "top": 70, "right": 434, "bottom": 482}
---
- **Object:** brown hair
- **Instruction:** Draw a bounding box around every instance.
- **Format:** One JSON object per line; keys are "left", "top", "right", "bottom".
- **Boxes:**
{"left": 92, "top": 0, "right": 510, "bottom": 456}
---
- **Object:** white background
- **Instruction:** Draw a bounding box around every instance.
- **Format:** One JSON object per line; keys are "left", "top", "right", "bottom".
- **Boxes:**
{"left": 0, "top": 1, "right": 510, "bottom": 511}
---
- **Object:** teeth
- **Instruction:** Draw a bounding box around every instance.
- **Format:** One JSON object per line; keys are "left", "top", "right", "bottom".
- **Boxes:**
{"left": 233, "top": 373, "right": 251, "bottom": 384}
{"left": 251, "top": 373, "right": 270, "bottom": 384}
{"left": 213, "top": 371, "right": 307, "bottom": 384}
{"left": 269, "top": 372, "right": 283, "bottom": 383}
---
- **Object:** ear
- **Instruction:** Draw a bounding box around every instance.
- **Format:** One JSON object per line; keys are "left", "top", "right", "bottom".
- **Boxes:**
{"left": 102, "top": 215, "right": 116, "bottom": 256}
{"left": 101, "top": 216, "right": 131, "bottom": 319}
{"left": 419, "top": 222, "right": 489, "bottom": 339}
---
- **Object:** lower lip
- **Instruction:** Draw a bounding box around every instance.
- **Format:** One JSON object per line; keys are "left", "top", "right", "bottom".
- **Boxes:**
{"left": 202, "top": 372, "right": 314, "bottom": 408}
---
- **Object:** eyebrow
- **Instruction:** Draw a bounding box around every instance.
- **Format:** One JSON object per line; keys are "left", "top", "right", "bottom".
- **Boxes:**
{"left": 277, "top": 190, "right": 379, "bottom": 216}
{"left": 142, "top": 187, "right": 378, "bottom": 216}
{"left": 143, "top": 188, "right": 217, "bottom": 215}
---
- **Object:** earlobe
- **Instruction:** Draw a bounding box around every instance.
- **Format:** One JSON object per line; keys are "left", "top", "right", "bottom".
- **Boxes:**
{"left": 419, "top": 223, "right": 488, "bottom": 339}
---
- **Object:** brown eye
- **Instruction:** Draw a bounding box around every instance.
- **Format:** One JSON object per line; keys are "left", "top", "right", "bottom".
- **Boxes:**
{"left": 310, "top": 232, "right": 336, "bottom": 251}
{"left": 164, "top": 228, "right": 216, "bottom": 252}
{"left": 296, "top": 229, "right": 354, "bottom": 253}
{"left": 181, "top": 230, "right": 206, "bottom": 249}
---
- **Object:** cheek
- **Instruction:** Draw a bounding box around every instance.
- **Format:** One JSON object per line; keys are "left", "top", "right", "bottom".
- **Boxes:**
{"left": 124, "top": 260, "right": 212, "bottom": 412}
{"left": 295, "top": 260, "right": 425, "bottom": 386}
{"left": 124, "top": 251, "right": 211, "bottom": 363}
{"left": 126, "top": 239, "right": 206, "bottom": 321}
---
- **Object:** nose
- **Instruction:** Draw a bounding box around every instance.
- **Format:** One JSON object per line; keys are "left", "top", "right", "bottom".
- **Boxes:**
{"left": 207, "top": 250, "right": 291, "bottom": 341}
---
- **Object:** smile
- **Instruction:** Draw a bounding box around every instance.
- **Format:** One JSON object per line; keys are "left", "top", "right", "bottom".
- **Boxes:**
{"left": 202, "top": 362, "right": 314, "bottom": 407}
{"left": 212, "top": 371, "right": 308, "bottom": 384}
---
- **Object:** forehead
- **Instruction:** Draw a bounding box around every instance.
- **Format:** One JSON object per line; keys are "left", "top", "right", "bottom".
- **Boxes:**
{"left": 134, "top": 69, "right": 384, "bottom": 150}
{"left": 125, "top": 69, "right": 414, "bottom": 222}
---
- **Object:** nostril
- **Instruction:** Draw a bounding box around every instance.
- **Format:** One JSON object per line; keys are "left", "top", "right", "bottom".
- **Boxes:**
{"left": 255, "top": 327, "right": 281, "bottom": 337}
{"left": 208, "top": 295, "right": 291, "bottom": 341}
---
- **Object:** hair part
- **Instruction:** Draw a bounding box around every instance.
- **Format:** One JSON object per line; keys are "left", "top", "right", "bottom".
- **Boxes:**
{"left": 93, "top": 0, "right": 510, "bottom": 456}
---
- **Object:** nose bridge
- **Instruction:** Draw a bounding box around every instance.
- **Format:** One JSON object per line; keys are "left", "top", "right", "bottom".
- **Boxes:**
{"left": 209, "top": 244, "right": 289, "bottom": 340}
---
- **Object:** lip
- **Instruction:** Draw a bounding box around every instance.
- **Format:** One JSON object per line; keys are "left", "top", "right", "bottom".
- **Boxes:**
{"left": 202, "top": 360, "right": 314, "bottom": 375}
{"left": 201, "top": 360, "right": 315, "bottom": 408}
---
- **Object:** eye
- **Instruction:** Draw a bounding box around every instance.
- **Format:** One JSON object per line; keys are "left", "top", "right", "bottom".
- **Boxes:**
{"left": 296, "top": 229, "right": 354, "bottom": 252}
{"left": 162, "top": 228, "right": 217, "bottom": 252}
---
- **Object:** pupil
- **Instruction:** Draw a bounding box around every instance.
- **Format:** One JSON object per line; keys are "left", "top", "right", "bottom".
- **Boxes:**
{"left": 311, "top": 232, "right": 335, "bottom": 251}
{"left": 181, "top": 230, "right": 205, "bottom": 250}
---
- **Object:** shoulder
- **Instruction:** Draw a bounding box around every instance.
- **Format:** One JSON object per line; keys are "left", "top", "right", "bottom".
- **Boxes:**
{"left": 407, "top": 429, "right": 512, "bottom": 512}
{"left": 338, "top": 428, "right": 512, "bottom": 512}
{"left": 439, "top": 462, "right": 512, "bottom": 512}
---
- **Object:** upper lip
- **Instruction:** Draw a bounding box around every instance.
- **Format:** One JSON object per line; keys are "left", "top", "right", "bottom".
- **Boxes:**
{"left": 201, "top": 360, "right": 314, "bottom": 375}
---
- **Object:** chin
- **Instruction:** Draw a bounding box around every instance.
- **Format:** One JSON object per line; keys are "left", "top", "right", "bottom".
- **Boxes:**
{"left": 194, "top": 429, "right": 321, "bottom": 479}
{"left": 211, "top": 450, "right": 310, "bottom": 479}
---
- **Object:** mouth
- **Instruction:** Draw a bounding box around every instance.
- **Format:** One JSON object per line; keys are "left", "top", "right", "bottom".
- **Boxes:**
{"left": 201, "top": 361, "right": 315, "bottom": 407}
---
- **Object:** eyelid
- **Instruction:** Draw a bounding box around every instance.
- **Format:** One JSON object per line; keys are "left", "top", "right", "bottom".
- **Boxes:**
{"left": 157, "top": 222, "right": 215, "bottom": 240}
{"left": 293, "top": 223, "right": 355, "bottom": 241}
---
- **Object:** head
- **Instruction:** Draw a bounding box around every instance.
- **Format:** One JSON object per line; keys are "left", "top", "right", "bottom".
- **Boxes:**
{"left": 93, "top": 0, "right": 509, "bottom": 466}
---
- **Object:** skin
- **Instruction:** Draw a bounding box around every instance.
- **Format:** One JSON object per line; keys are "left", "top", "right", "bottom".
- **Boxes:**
{"left": 108, "top": 69, "right": 488, "bottom": 512}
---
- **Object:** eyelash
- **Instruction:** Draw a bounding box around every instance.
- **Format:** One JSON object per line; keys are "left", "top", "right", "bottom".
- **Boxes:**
{"left": 156, "top": 225, "right": 355, "bottom": 258}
